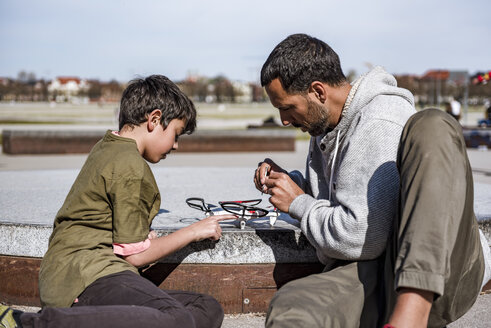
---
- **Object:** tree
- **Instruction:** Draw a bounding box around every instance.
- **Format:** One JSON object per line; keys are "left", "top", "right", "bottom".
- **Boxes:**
{"left": 211, "top": 75, "right": 234, "bottom": 103}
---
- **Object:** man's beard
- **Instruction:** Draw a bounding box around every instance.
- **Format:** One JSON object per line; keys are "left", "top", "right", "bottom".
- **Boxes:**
{"left": 303, "top": 98, "right": 331, "bottom": 136}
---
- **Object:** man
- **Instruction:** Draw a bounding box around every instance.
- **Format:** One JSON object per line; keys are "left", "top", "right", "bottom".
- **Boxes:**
{"left": 254, "top": 34, "right": 490, "bottom": 327}
{"left": 444, "top": 98, "right": 461, "bottom": 121}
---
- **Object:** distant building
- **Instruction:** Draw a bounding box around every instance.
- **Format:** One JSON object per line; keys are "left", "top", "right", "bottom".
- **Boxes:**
{"left": 395, "top": 70, "right": 470, "bottom": 107}
{"left": 48, "top": 76, "right": 89, "bottom": 103}
{"left": 232, "top": 81, "right": 253, "bottom": 103}
{"left": 420, "top": 70, "right": 450, "bottom": 81}
{"left": 0, "top": 77, "right": 10, "bottom": 86}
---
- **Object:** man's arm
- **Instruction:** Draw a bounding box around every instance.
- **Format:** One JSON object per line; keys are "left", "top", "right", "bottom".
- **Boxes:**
{"left": 387, "top": 288, "right": 434, "bottom": 328}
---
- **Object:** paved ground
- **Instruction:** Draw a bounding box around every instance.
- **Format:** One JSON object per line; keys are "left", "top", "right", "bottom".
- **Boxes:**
{"left": 7, "top": 294, "right": 491, "bottom": 327}
{"left": 1, "top": 139, "right": 491, "bottom": 183}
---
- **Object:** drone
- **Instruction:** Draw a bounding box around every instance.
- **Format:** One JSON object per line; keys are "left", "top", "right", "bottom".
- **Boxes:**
{"left": 185, "top": 197, "right": 279, "bottom": 229}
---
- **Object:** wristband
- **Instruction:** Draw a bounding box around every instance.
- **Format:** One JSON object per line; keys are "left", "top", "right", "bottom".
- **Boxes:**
{"left": 383, "top": 325, "right": 396, "bottom": 328}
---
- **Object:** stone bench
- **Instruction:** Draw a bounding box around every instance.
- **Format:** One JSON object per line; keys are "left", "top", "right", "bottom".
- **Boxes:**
{"left": 1, "top": 129, "right": 296, "bottom": 155}
{"left": 0, "top": 168, "right": 490, "bottom": 313}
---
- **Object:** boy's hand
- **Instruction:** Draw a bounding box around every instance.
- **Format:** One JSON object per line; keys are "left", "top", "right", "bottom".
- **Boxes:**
{"left": 188, "top": 214, "right": 237, "bottom": 242}
{"left": 148, "top": 230, "right": 157, "bottom": 240}
{"left": 254, "top": 158, "right": 286, "bottom": 193}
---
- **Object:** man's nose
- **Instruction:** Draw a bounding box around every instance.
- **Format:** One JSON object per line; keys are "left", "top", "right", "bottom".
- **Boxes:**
{"left": 279, "top": 112, "right": 291, "bottom": 126}
{"left": 173, "top": 141, "right": 178, "bottom": 150}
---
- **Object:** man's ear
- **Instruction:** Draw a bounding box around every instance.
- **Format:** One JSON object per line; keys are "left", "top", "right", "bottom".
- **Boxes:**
{"left": 309, "top": 81, "right": 327, "bottom": 103}
{"left": 147, "top": 109, "right": 162, "bottom": 131}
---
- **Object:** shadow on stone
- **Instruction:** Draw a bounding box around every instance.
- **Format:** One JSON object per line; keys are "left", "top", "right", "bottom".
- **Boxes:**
{"left": 140, "top": 238, "right": 220, "bottom": 285}
{"left": 255, "top": 230, "right": 323, "bottom": 289}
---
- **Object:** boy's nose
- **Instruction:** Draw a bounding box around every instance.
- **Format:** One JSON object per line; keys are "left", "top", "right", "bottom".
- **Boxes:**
{"left": 173, "top": 141, "right": 178, "bottom": 150}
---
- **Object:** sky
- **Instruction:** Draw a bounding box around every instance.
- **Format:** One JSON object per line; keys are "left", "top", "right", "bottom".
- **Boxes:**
{"left": 0, "top": 0, "right": 490, "bottom": 83}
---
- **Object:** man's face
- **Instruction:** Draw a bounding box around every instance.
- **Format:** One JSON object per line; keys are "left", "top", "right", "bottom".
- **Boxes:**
{"left": 265, "top": 78, "right": 330, "bottom": 136}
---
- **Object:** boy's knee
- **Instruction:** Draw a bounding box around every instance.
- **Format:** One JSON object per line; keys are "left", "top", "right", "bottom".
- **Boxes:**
{"left": 200, "top": 294, "right": 224, "bottom": 328}
{"left": 164, "top": 307, "right": 196, "bottom": 328}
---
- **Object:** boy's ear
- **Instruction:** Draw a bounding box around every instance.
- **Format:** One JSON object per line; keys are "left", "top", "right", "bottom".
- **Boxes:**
{"left": 147, "top": 109, "right": 162, "bottom": 132}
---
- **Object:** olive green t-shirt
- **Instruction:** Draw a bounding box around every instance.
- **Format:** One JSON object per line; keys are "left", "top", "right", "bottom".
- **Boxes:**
{"left": 39, "top": 131, "right": 161, "bottom": 308}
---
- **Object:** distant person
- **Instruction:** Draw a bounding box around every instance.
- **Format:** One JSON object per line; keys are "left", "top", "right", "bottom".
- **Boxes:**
{"left": 0, "top": 75, "right": 236, "bottom": 328}
{"left": 450, "top": 97, "right": 462, "bottom": 121}
{"left": 444, "top": 101, "right": 452, "bottom": 116}
{"left": 485, "top": 99, "right": 491, "bottom": 120}
{"left": 253, "top": 33, "right": 490, "bottom": 327}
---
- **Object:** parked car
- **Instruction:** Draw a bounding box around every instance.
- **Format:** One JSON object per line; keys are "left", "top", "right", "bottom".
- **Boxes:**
{"left": 478, "top": 118, "right": 491, "bottom": 128}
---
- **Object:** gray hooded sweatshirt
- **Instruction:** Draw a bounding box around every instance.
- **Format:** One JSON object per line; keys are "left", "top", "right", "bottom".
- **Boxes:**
{"left": 288, "top": 66, "right": 416, "bottom": 267}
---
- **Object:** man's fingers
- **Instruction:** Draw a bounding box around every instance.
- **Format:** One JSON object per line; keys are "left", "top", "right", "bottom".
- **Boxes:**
{"left": 268, "top": 171, "right": 284, "bottom": 178}
{"left": 261, "top": 165, "right": 270, "bottom": 185}
{"left": 254, "top": 168, "right": 262, "bottom": 190}
{"left": 253, "top": 164, "right": 270, "bottom": 192}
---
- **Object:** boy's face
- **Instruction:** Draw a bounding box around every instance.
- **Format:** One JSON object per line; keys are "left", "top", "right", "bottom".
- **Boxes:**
{"left": 143, "top": 118, "right": 186, "bottom": 163}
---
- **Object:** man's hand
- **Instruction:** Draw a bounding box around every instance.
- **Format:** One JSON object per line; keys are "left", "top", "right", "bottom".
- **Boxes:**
{"left": 263, "top": 171, "right": 304, "bottom": 212}
{"left": 254, "top": 158, "right": 287, "bottom": 193}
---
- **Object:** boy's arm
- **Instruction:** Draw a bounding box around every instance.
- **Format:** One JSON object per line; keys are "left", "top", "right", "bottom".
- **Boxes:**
{"left": 122, "top": 214, "right": 235, "bottom": 268}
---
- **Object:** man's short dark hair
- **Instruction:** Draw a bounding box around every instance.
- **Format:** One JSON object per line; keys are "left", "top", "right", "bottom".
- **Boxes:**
{"left": 119, "top": 75, "right": 197, "bottom": 134}
{"left": 261, "top": 34, "right": 347, "bottom": 93}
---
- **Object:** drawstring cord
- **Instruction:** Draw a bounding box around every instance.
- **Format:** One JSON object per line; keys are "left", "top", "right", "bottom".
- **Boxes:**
{"left": 329, "top": 130, "right": 341, "bottom": 201}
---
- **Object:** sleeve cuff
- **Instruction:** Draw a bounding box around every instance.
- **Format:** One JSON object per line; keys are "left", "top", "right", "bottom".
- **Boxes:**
{"left": 289, "top": 194, "right": 316, "bottom": 221}
{"left": 395, "top": 270, "right": 445, "bottom": 297}
{"left": 113, "top": 238, "right": 151, "bottom": 256}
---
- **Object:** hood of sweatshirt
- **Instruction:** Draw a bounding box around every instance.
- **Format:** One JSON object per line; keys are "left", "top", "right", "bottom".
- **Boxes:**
{"left": 333, "top": 66, "right": 414, "bottom": 138}
{"left": 310, "top": 66, "right": 415, "bottom": 202}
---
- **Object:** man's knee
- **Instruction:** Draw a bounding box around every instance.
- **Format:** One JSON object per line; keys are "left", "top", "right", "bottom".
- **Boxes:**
{"left": 266, "top": 272, "right": 365, "bottom": 328}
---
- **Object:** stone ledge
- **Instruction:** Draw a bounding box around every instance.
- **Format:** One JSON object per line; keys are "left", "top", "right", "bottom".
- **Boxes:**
{"left": 1, "top": 129, "right": 296, "bottom": 154}
{"left": 0, "top": 222, "right": 318, "bottom": 264}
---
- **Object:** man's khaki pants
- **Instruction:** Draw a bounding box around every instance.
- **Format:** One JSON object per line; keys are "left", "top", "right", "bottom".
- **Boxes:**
{"left": 266, "top": 109, "right": 485, "bottom": 328}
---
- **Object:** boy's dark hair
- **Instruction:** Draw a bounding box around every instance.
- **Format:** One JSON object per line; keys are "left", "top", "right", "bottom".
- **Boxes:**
{"left": 261, "top": 33, "right": 347, "bottom": 93}
{"left": 119, "top": 75, "right": 197, "bottom": 134}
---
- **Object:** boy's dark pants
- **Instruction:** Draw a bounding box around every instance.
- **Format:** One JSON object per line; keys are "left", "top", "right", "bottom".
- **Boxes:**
{"left": 20, "top": 270, "right": 224, "bottom": 328}
{"left": 266, "top": 109, "right": 485, "bottom": 328}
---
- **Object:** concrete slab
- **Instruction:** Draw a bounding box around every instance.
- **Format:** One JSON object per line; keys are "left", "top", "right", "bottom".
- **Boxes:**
{"left": 0, "top": 167, "right": 320, "bottom": 264}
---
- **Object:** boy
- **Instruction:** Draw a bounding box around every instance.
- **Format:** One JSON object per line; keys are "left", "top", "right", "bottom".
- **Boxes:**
{"left": 0, "top": 75, "right": 236, "bottom": 328}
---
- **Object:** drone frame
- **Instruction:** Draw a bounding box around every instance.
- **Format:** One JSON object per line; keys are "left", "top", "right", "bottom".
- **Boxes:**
{"left": 185, "top": 197, "right": 278, "bottom": 229}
